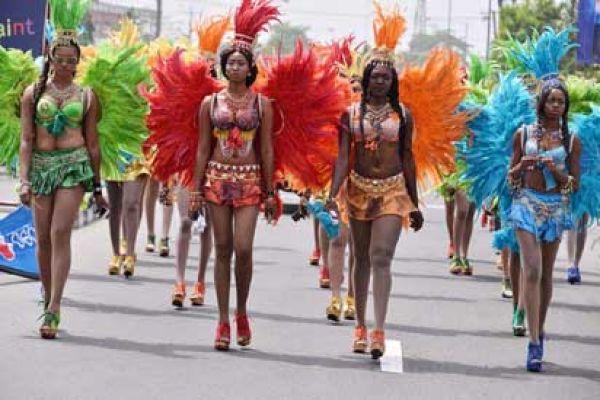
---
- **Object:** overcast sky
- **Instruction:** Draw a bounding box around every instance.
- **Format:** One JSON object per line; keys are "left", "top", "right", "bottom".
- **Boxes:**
{"left": 104, "top": 0, "right": 501, "bottom": 56}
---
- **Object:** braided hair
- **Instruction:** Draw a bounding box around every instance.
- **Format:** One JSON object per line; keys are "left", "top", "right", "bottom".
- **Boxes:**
{"left": 536, "top": 79, "right": 571, "bottom": 158}
{"left": 359, "top": 61, "right": 406, "bottom": 152}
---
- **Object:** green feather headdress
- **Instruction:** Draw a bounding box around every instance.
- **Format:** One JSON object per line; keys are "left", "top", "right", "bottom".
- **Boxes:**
{"left": 46, "top": 0, "right": 91, "bottom": 50}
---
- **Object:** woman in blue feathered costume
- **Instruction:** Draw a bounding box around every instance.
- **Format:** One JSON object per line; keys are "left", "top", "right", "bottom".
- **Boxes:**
{"left": 507, "top": 78, "right": 581, "bottom": 372}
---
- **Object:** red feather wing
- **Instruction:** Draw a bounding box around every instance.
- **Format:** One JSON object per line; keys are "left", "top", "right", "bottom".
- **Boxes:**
{"left": 141, "top": 49, "right": 223, "bottom": 186}
{"left": 255, "top": 41, "right": 350, "bottom": 192}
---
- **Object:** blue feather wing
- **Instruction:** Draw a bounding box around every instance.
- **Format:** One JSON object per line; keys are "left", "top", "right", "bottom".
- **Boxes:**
{"left": 463, "top": 72, "right": 535, "bottom": 208}
{"left": 572, "top": 107, "right": 600, "bottom": 220}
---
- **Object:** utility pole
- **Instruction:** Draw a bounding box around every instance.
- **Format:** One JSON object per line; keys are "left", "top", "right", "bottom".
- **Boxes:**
{"left": 447, "top": 0, "right": 452, "bottom": 33}
{"left": 415, "top": 0, "right": 427, "bottom": 35}
{"left": 155, "top": 0, "right": 162, "bottom": 38}
{"left": 485, "top": 0, "right": 492, "bottom": 59}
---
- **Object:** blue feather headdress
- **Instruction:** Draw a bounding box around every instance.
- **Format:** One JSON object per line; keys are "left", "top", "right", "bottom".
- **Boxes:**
{"left": 509, "top": 26, "right": 578, "bottom": 82}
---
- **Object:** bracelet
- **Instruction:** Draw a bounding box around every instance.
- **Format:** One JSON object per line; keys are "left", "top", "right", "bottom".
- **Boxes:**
{"left": 561, "top": 175, "right": 575, "bottom": 195}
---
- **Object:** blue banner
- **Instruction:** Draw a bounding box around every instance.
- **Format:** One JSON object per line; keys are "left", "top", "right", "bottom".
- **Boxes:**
{"left": 0, "top": 206, "right": 39, "bottom": 280}
{"left": 578, "top": 0, "right": 600, "bottom": 65}
{"left": 0, "top": 0, "right": 47, "bottom": 57}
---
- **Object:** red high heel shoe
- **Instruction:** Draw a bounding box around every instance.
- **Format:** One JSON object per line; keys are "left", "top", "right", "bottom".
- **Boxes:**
{"left": 235, "top": 313, "right": 252, "bottom": 347}
{"left": 214, "top": 322, "right": 231, "bottom": 351}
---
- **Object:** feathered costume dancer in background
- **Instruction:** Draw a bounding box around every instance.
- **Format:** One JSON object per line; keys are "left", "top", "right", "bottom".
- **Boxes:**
{"left": 327, "top": 1, "right": 467, "bottom": 360}
{"left": 18, "top": 0, "right": 109, "bottom": 339}
{"left": 147, "top": 14, "right": 230, "bottom": 310}
{"left": 80, "top": 18, "right": 153, "bottom": 278}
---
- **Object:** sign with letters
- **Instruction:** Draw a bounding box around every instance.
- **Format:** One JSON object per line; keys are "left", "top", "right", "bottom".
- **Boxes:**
{"left": 0, "top": 0, "right": 47, "bottom": 57}
{"left": 0, "top": 206, "right": 39, "bottom": 280}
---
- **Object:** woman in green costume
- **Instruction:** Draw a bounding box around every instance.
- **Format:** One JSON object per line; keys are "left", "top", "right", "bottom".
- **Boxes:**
{"left": 18, "top": 0, "right": 108, "bottom": 339}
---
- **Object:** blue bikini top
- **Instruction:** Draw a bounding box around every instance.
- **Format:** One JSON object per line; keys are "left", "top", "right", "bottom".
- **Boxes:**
{"left": 522, "top": 124, "right": 571, "bottom": 190}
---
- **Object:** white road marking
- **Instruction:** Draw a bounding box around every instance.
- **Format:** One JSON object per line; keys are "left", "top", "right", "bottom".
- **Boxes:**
{"left": 380, "top": 340, "right": 403, "bottom": 373}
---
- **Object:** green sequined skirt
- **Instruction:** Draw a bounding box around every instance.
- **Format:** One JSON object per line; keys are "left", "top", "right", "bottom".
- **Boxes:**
{"left": 30, "top": 147, "right": 94, "bottom": 195}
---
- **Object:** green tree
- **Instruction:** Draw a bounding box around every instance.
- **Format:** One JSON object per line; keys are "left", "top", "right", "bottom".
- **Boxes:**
{"left": 498, "top": 0, "right": 569, "bottom": 41}
{"left": 261, "top": 22, "right": 309, "bottom": 56}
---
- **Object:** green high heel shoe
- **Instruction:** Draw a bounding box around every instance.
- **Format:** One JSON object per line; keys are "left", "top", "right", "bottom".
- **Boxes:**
{"left": 39, "top": 311, "right": 60, "bottom": 339}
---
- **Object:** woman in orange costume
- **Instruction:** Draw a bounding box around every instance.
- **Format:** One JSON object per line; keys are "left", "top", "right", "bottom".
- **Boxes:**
{"left": 328, "top": 3, "right": 467, "bottom": 359}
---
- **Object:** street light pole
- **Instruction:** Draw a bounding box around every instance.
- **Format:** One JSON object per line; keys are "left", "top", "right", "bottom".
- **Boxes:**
{"left": 486, "top": 0, "right": 492, "bottom": 59}
{"left": 156, "top": 0, "right": 162, "bottom": 38}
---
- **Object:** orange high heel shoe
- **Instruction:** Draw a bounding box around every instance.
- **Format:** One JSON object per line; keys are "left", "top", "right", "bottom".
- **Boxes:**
{"left": 171, "top": 282, "right": 186, "bottom": 308}
{"left": 214, "top": 322, "right": 231, "bottom": 351}
{"left": 370, "top": 329, "right": 386, "bottom": 360}
{"left": 353, "top": 325, "right": 368, "bottom": 353}
{"left": 189, "top": 282, "right": 205, "bottom": 306}
{"left": 309, "top": 249, "right": 320, "bottom": 266}
{"left": 235, "top": 313, "right": 252, "bottom": 347}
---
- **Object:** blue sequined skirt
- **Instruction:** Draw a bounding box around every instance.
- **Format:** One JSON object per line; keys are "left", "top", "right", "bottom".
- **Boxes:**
{"left": 509, "top": 189, "right": 573, "bottom": 243}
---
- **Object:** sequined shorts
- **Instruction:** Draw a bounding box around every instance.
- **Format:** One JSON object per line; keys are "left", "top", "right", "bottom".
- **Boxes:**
{"left": 346, "top": 170, "right": 416, "bottom": 222}
{"left": 509, "top": 189, "right": 573, "bottom": 243}
{"left": 204, "top": 161, "right": 262, "bottom": 207}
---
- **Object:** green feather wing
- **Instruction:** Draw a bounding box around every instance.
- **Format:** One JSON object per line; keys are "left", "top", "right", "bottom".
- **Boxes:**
{"left": 79, "top": 44, "right": 150, "bottom": 181}
{"left": 0, "top": 46, "right": 38, "bottom": 167}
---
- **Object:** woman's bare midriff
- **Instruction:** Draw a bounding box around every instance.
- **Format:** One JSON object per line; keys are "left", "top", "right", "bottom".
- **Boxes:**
{"left": 35, "top": 126, "right": 85, "bottom": 151}
{"left": 210, "top": 142, "right": 259, "bottom": 165}
{"left": 353, "top": 141, "right": 402, "bottom": 179}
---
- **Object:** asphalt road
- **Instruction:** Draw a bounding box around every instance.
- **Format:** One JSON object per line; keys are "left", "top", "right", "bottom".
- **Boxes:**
{"left": 1, "top": 178, "right": 599, "bottom": 399}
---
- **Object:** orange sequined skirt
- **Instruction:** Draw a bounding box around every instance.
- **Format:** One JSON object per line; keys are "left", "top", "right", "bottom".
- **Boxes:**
{"left": 204, "top": 161, "right": 262, "bottom": 208}
{"left": 346, "top": 170, "right": 416, "bottom": 222}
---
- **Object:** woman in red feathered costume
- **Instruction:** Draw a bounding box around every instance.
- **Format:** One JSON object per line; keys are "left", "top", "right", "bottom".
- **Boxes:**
{"left": 189, "top": 0, "right": 279, "bottom": 351}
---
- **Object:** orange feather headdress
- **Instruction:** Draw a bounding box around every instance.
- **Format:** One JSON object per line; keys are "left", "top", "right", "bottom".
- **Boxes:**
{"left": 196, "top": 14, "right": 231, "bottom": 58}
{"left": 230, "top": 0, "right": 280, "bottom": 53}
{"left": 369, "top": 1, "right": 407, "bottom": 65}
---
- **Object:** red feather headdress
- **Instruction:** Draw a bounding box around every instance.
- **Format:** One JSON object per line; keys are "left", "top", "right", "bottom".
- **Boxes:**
{"left": 231, "top": 0, "right": 280, "bottom": 53}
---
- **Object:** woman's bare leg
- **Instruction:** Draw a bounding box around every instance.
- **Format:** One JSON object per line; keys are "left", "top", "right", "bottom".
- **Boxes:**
{"left": 105, "top": 181, "right": 123, "bottom": 255}
{"left": 319, "top": 226, "right": 330, "bottom": 267}
{"left": 47, "top": 186, "right": 85, "bottom": 313}
{"left": 461, "top": 201, "right": 476, "bottom": 259}
{"left": 174, "top": 187, "right": 192, "bottom": 284}
{"left": 444, "top": 198, "right": 455, "bottom": 246}
{"left": 510, "top": 251, "right": 523, "bottom": 310}
{"left": 329, "top": 222, "right": 350, "bottom": 298}
{"left": 350, "top": 218, "right": 372, "bottom": 327}
{"left": 347, "top": 231, "right": 355, "bottom": 298}
{"left": 198, "top": 207, "right": 213, "bottom": 283}
{"left": 567, "top": 214, "right": 588, "bottom": 269}
{"left": 209, "top": 204, "right": 233, "bottom": 323}
{"left": 33, "top": 195, "right": 54, "bottom": 306}
{"left": 313, "top": 218, "right": 321, "bottom": 253}
{"left": 452, "top": 190, "right": 469, "bottom": 259}
{"left": 232, "top": 206, "right": 259, "bottom": 316}
{"left": 370, "top": 216, "right": 402, "bottom": 331}
{"left": 144, "top": 178, "right": 160, "bottom": 239}
{"left": 539, "top": 241, "right": 561, "bottom": 336}
{"left": 516, "top": 230, "right": 543, "bottom": 344}
{"left": 122, "top": 176, "right": 147, "bottom": 257}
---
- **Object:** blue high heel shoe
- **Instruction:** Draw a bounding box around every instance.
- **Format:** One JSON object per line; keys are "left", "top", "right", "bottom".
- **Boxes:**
{"left": 526, "top": 342, "right": 543, "bottom": 372}
{"left": 566, "top": 266, "right": 581, "bottom": 284}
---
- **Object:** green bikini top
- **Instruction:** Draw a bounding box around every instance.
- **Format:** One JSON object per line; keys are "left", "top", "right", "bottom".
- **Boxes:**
{"left": 35, "top": 85, "right": 88, "bottom": 137}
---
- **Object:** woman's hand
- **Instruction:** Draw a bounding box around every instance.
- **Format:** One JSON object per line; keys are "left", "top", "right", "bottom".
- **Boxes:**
{"left": 93, "top": 193, "right": 110, "bottom": 218}
{"left": 19, "top": 182, "right": 32, "bottom": 206}
{"left": 541, "top": 157, "right": 556, "bottom": 173}
{"left": 324, "top": 197, "right": 339, "bottom": 215}
{"left": 520, "top": 155, "right": 539, "bottom": 171}
{"left": 188, "top": 191, "right": 204, "bottom": 218}
{"left": 409, "top": 210, "right": 424, "bottom": 232}
{"left": 264, "top": 195, "right": 277, "bottom": 224}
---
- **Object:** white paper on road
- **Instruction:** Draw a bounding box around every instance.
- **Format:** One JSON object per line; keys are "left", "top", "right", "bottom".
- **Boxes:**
{"left": 380, "top": 340, "right": 403, "bottom": 373}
